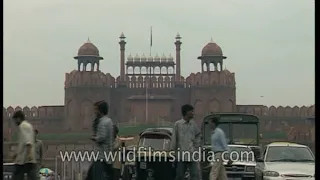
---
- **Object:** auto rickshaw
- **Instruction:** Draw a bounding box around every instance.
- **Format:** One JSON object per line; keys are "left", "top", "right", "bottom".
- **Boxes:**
{"left": 122, "top": 127, "right": 176, "bottom": 180}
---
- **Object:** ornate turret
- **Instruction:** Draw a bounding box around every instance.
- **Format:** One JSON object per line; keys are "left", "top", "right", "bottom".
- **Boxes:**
{"left": 198, "top": 38, "right": 227, "bottom": 72}
{"left": 119, "top": 32, "right": 126, "bottom": 82}
{"left": 74, "top": 38, "right": 103, "bottom": 71}
{"left": 175, "top": 33, "right": 182, "bottom": 83}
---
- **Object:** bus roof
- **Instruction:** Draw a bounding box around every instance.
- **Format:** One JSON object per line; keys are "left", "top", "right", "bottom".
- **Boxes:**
{"left": 203, "top": 113, "right": 259, "bottom": 123}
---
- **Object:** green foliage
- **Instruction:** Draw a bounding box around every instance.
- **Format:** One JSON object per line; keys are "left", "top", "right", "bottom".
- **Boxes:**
{"left": 11, "top": 124, "right": 169, "bottom": 141}
{"left": 263, "top": 131, "right": 288, "bottom": 139}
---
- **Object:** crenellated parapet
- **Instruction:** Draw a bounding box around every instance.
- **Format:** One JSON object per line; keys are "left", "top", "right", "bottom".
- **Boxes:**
{"left": 65, "top": 70, "right": 115, "bottom": 88}
{"left": 3, "top": 104, "right": 314, "bottom": 120}
{"left": 186, "top": 70, "right": 235, "bottom": 87}
{"left": 3, "top": 105, "right": 65, "bottom": 119}
{"left": 236, "top": 105, "right": 315, "bottom": 117}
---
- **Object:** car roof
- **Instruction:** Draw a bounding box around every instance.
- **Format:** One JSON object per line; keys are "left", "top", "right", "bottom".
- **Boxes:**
{"left": 267, "top": 142, "right": 307, "bottom": 147}
{"left": 3, "top": 163, "right": 15, "bottom": 165}
{"left": 146, "top": 127, "right": 173, "bottom": 133}
{"left": 228, "top": 144, "right": 250, "bottom": 148}
{"left": 140, "top": 127, "right": 173, "bottom": 136}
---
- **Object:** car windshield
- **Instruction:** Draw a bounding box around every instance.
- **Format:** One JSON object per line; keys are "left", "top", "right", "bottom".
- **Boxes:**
{"left": 138, "top": 135, "right": 171, "bottom": 150}
{"left": 232, "top": 124, "right": 258, "bottom": 144}
{"left": 3, "top": 164, "right": 15, "bottom": 172}
{"left": 266, "top": 146, "right": 315, "bottom": 162}
{"left": 204, "top": 123, "right": 229, "bottom": 144}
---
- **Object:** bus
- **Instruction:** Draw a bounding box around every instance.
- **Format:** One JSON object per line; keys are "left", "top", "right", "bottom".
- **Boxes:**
{"left": 202, "top": 113, "right": 261, "bottom": 157}
{"left": 201, "top": 113, "right": 261, "bottom": 180}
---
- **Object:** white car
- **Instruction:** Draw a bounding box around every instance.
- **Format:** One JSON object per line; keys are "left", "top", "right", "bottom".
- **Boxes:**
{"left": 223, "top": 145, "right": 257, "bottom": 180}
{"left": 255, "top": 142, "right": 315, "bottom": 180}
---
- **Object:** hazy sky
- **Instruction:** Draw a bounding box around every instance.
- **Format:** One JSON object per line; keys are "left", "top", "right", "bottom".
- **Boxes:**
{"left": 4, "top": 0, "right": 314, "bottom": 107}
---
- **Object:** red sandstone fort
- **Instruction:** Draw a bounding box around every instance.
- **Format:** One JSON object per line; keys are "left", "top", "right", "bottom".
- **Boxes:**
{"left": 3, "top": 33, "right": 315, "bottom": 139}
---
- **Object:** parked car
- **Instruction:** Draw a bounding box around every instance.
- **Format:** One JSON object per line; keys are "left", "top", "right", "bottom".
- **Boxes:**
{"left": 255, "top": 142, "right": 315, "bottom": 180}
{"left": 202, "top": 145, "right": 256, "bottom": 180}
{"left": 224, "top": 145, "right": 256, "bottom": 180}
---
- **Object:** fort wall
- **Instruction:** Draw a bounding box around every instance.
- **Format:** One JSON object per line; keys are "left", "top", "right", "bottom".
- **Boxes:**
{"left": 3, "top": 104, "right": 314, "bottom": 122}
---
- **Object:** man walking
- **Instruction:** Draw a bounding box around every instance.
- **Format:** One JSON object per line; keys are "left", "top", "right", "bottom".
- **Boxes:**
{"left": 171, "top": 104, "right": 201, "bottom": 180}
{"left": 12, "top": 110, "right": 37, "bottom": 180}
{"left": 86, "top": 101, "right": 114, "bottom": 180}
{"left": 34, "top": 129, "right": 44, "bottom": 180}
{"left": 209, "top": 116, "right": 232, "bottom": 180}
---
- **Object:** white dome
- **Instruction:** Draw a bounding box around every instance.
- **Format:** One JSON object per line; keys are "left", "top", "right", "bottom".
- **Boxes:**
{"left": 167, "top": 54, "right": 174, "bottom": 61}
{"left": 154, "top": 54, "right": 160, "bottom": 62}
{"left": 161, "top": 54, "right": 167, "bottom": 63}
{"left": 141, "top": 54, "right": 147, "bottom": 62}
{"left": 134, "top": 54, "right": 140, "bottom": 62}
{"left": 148, "top": 55, "right": 153, "bottom": 62}
{"left": 127, "top": 54, "right": 133, "bottom": 61}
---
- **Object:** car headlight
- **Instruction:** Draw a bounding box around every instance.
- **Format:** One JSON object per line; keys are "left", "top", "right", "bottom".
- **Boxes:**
{"left": 246, "top": 166, "right": 255, "bottom": 172}
{"left": 263, "top": 171, "right": 279, "bottom": 177}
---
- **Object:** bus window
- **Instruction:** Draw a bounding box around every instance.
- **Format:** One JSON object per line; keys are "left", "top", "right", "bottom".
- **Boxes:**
{"left": 204, "top": 123, "right": 230, "bottom": 145}
{"left": 232, "top": 124, "right": 258, "bottom": 144}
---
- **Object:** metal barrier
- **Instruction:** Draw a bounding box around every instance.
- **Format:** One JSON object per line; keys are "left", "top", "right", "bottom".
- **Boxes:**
{"left": 54, "top": 156, "right": 91, "bottom": 180}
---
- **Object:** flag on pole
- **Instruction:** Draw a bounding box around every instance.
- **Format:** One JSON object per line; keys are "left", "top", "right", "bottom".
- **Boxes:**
{"left": 150, "top": 26, "right": 152, "bottom": 47}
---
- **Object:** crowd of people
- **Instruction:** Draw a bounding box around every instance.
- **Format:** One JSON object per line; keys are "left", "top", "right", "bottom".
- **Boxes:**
{"left": 10, "top": 101, "right": 231, "bottom": 180}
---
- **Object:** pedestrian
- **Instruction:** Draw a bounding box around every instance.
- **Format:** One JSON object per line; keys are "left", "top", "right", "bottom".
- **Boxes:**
{"left": 34, "top": 129, "right": 44, "bottom": 180}
{"left": 85, "top": 101, "right": 114, "bottom": 180}
{"left": 112, "top": 125, "right": 121, "bottom": 180}
{"left": 11, "top": 110, "right": 37, "bottom": 180}
{"left": 209, "top": 116, "right": 232, "bottom": 180}
{"left": 170, "top": 104, "right": 201, "bottom": 180}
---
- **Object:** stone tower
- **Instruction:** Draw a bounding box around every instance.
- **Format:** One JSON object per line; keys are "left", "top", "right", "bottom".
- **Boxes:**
{"left": 64, "top": 39, "right": 113, "bottom": 131}
{"left": 188, "top": 39, "right": 236, "bottom": 120}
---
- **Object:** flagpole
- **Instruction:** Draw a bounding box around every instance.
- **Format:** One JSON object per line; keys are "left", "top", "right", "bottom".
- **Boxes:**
{"left": 149, "top": 26, "right": 152, "bottom": 55}
{"left": 146, "top": 26, "right": 153, "bottom": 122}
{"left": 145, "top": 67, "right": 148, "bottom": 123}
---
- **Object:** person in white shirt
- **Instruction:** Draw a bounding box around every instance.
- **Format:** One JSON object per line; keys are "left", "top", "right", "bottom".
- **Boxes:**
{"left": 12, "top": 110, "right": 37, "bottom": 180}
{"left": 171, "top": 104, "right": 201, "bottom": 180}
